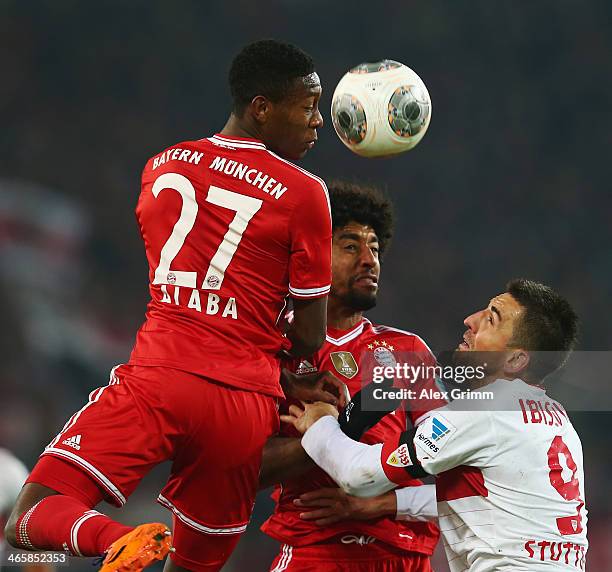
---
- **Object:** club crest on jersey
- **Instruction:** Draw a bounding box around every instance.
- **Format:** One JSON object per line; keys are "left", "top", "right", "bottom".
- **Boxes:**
{"left": 386, "top": 443, "right": 412, "bottom": 467}
{"left": 330, "top": 351, "right": 359, "bottom": 379}
{"left": 206, "top": 275, "right": 220, "bottom": 288}
{"left": 296, "top": 359, "right": 318, "bottom": 375}
{"left": 367, "top": 340, "right": 397, "bottom": 368}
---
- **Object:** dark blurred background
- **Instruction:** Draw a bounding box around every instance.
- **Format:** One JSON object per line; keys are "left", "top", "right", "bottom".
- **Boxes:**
{"left": 0, "top": 1, "right": 610, "bottom": 570}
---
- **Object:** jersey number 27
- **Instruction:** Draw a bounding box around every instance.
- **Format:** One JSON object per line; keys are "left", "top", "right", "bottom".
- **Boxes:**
{"left": 151, "top": 172, "right": 262, "bottom": 291}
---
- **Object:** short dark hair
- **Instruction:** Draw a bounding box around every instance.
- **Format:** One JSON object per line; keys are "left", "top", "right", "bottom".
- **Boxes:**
{"left": 327, "top": 180, "right": 394, "bottom": 256}
{"left": 506, "top": 278, "right": 579, "bottom": 379}
{"left": 229, "top": 39, "right": 315, "bottom": 114}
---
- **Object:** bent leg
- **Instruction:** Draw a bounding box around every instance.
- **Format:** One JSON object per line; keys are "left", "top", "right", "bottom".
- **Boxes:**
{"left": 5, "top": 455, "right": 132, "bottom": 556}
{"left": 4, "top": 482, "right": 60, "bottom": 547}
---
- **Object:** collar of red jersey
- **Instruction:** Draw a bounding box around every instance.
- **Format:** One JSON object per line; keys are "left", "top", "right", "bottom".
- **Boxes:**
{"left": 326, "top": 318, "right": 370, "bottom": 346}
{"left": 209, "top": 134, "right": 267, "bottom": 149}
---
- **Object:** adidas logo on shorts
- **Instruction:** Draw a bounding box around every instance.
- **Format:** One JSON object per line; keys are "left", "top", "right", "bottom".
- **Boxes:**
{"left": 62, "top": 434, "right": 82, "bottom": 450}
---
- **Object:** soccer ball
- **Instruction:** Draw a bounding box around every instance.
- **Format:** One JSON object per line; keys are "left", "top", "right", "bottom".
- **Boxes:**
{"left": 331, "top": 60, "right": 431, "bottom": 158}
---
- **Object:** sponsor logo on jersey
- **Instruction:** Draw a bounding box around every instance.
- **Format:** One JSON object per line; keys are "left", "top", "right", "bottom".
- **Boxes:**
{"left": 330, "top": 351, "right": 359, "bottom": 379}
{"left": 340, "top": 534, "right": 376, "bottom": 546}
{"left": 415, "top": 414, "right": 456, "bottom": 457}
{"left": 62, "top": 434, "right": 82, "bottom": 450}
{"left": 296, "top": 359, "right": 318, "bottom": 375}
{"left": 416, "top": 433, "right": 440, "bottom": 454}
{"left": 386, "top": 443, "right": 412, "bottom": 467}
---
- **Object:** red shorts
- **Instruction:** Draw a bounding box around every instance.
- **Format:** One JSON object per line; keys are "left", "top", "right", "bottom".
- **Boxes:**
{"left": 29, "top": 364, "right": 279, "bottom": 569}
{"left": 269, "top": 537, "right": 432, "bottom": 572}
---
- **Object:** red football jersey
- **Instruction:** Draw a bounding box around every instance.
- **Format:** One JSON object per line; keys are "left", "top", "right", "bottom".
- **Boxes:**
{"left": 261, "top": 318, "right": 445, "bottom": 554}
{"left": 129, "top": 134, "right": 332, "bottom": 397}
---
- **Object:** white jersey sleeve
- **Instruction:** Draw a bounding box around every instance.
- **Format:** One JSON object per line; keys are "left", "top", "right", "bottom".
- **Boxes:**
{"left": 395, "top": 485, "right": 437, "bottom": 521}
{"left": 412, "top": 408, "right": 498, "bottom": 475}
{"left": 301, "top": 416, "right": 395, "bottom": 497}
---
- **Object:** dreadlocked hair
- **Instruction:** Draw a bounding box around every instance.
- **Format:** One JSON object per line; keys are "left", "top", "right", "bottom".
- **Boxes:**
{"left": 327, "top": 180, "right": 394, "bottom": 256}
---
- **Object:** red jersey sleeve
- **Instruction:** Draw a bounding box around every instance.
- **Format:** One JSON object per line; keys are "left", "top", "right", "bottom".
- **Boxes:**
{"left": 288, "top": 180, "right": 332, "bottom": 299}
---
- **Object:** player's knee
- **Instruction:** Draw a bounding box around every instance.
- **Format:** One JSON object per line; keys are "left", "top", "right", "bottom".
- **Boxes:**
{"left": 4, "top": 512, "right": 19, "bottom": 548}
{"left": 4, "top": 482, "right": 61, "bottom": 548}
{"left": 4, "top": 499, "right": 34, "bottom": 548}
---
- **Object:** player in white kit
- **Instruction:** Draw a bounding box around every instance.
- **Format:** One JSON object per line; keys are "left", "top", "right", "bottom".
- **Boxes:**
{"left": 282, "top": 279, "right": 588, "bottom": 571}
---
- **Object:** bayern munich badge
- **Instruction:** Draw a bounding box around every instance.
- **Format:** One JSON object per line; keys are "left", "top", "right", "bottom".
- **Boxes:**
{"left": 373, "top": 345, "right": 397, "bottom": 368}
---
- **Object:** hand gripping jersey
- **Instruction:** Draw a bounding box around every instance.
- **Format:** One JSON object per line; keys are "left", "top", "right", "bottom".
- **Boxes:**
{"left": 129, "top": 134, "right": 332, "bottom": 396}
{"left": 383, "top": 379, "right": 588, "bottom": 571}
{"left": 262, "top": 318, "right": 445, "bottom": 554}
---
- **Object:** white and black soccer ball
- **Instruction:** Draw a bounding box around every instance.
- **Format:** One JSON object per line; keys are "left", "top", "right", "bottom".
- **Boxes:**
{"left": 331, "top": 60, "right": 431, "bottom": 158}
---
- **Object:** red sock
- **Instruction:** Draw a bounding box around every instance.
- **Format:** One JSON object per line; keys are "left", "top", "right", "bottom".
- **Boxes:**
{"left": 15, "top": 496, "right": 133, "bottom": 556}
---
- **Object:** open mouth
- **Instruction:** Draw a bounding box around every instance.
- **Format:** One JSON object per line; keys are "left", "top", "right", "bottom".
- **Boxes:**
{"left": 458, "top": 334, "right": 471, "bottom": 350}
{"left": 354, "top": 275, "right": 378, "bottom": 287}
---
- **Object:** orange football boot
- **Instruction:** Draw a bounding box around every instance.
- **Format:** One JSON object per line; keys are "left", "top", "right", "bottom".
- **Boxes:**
{"left": 99, "top": 523, "right": 173, "bottom": 572}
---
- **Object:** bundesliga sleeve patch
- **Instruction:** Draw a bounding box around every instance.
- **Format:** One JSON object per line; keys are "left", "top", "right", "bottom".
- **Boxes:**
{"left": 414, "top": 414, "right": 456, "bottom": 458}
{"left": 386, "top": 443, "right": 412, "bottom": 467}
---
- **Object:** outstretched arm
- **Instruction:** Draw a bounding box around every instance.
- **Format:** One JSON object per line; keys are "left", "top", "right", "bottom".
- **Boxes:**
{"left": 284, "top": 397, "right": 493, "bottom": 500}
{"left": 281, "top": 404, "right": 396, "bottom": 497}
{"left": 294, "top": 485, "right": 437, "bottom": 526}
{"left": 301, "top": 415, "right": 396, "bottom": 497}
{"left": 294, "top": 488, "right": 397, "bottom": 526}
{"left": 281, "top": 402, "right": 436, "bottom": 498}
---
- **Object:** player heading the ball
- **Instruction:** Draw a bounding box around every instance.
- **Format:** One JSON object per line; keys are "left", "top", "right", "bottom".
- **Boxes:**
{"left": 6, "top": 39, "right": 342, "bottom": 572}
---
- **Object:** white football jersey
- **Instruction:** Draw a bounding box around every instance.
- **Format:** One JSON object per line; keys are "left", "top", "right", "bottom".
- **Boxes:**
{"left": 414, "top": 379, "right": 588, "bottom": 571}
